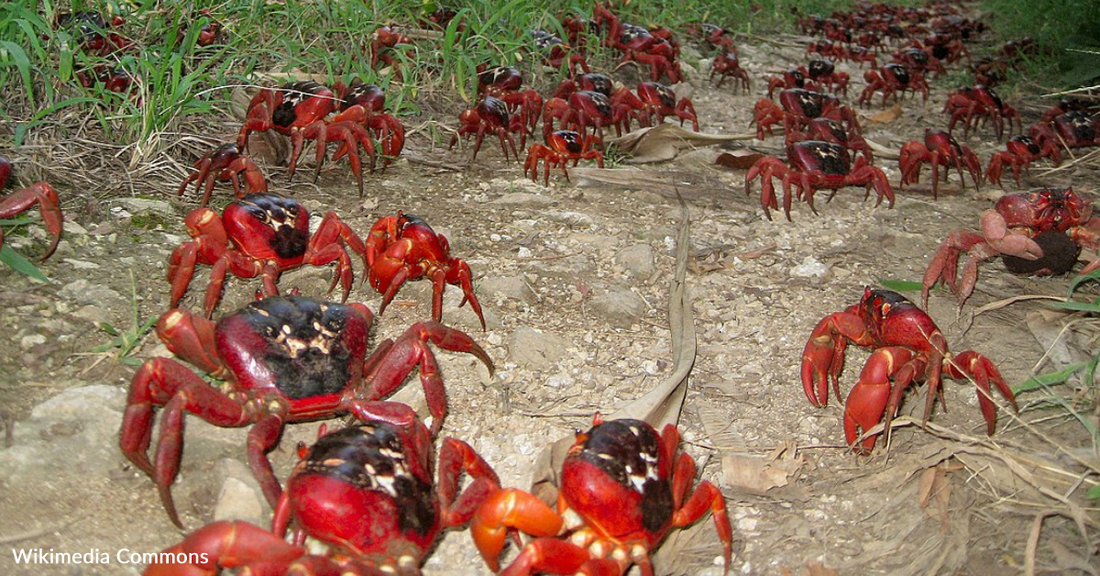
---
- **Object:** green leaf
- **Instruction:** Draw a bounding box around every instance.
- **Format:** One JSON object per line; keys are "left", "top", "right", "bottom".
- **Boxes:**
{"left": 0, "top": 41, "right": 34, "bottom": 106}
{"left": 1088, "top": 483, "right": 1100, "bottom": 500}
{"left": 1047, "top": 300, "right": 1100, "bottom": 313}
{"left": 1013, "top": 361, "right": 1091, "bottom": 394}
{"left": 877, "top": 279, "right": 924, "bottom": 293}
{"left": 0, "top": 244, "right": 49, "bottom": 283}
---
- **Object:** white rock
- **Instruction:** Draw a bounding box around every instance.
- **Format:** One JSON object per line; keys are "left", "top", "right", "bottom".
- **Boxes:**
{"left": 790, "top": 256, "right": 831, "bottom": 278}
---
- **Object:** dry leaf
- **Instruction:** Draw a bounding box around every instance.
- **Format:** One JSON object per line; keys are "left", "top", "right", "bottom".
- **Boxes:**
{"left": 867, "top": 102, "right": 902, "bottom": 123}
{"left": 715, "top": 149, "right": 765, "bottom": 170}
{"left": 720, "top": 453, "right": 802, "bottom": 494}
{"left": 606, "top": 123, "right": 755, "bottom": 164}
{"left": 918, "top": 466, "right": 938, "bottom": 507}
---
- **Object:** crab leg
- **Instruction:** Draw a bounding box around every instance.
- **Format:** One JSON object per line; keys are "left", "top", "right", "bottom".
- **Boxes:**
{"left": 0, "top": 182, "right": 64, "bottom": 260}
{"left": 121, "top": 358, "right": 253, "bottom": 527}
{"left": 144, "top": 520, "right": 305, "bottom": 576}
{"left": 355, "top": 322, "right": 493, "bottom": 434}
{"left": 946, "top": 350, "right": 1018, "bottom": 435}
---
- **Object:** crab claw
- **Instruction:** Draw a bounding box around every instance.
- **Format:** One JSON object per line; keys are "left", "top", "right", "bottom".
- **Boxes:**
{"left": 979, "top": 209, "right": 1043, "bottom": 260}
{"left": 470, "top": 488, "right": 563, "bottom": 572}
{"left": 801, "top": 310, "right": 867, "bottom": 407}
{"left": 843, "top": 347, "right": 916, "bottom": 454}
{"left": 0, "top": 182, "right": 64, "bottom": 260}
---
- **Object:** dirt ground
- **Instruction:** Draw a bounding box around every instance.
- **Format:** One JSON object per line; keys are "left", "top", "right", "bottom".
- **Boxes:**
{"left": 1, "top": 16, "right": 1099, "bottom": 576}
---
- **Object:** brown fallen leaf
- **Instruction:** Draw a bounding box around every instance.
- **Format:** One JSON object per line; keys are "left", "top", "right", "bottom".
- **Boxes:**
{"left": 867, "top": 102, "right": 902, "bottom": 123}
{"left": 721, "top": 450, "right": 803, "bottom": 494}
{"left": 715, "top": 149, "right": 765, "bottom": 170}
{"left": 606, "top": 123, "right": 756, "bottom": 164}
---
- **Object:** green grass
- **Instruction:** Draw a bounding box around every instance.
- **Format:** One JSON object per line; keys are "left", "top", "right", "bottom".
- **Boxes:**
{"left": 1015, "top": 269, "right": 1100, "bottom": 492}
{"left": 0, "top": 0, "right": 1095, "bottom": 167}
{"left": 980, "top": 0, "right": 1100, "bottom": 90}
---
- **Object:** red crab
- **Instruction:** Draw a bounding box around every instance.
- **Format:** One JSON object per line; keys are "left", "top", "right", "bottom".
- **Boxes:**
{"left": 786, "top": 116, "right": 874, "bottom": 163}
{"left": 891, "top": 47, "right": 945, "bottom": 79}
{"left": 593, "top": 4, "right": 682, "bottom": 83}
{"left": 449, "top": 96, "right": 527, "bottom": 161}
{"left": 986, "top": 135, "right": 1061, "bottom": 187}
{"left": 0, "top": 157, "right": 63, "bottom": 261}
{"left": 766, "top": 67, "right": 809, "bottom": 98}
{"left": 176, "top": 143, "right": 267, "bottom": 207}
{"left": 898, "top": 129, "right": 982, "bottom": 198}
{"left": 693, "top": 22, "right": 736, "bottom": 52}
{"left": 121, "top": 295, "right": 494, "bottom": 526}
{"left": 859, "top": 63, "right": 928, "bottom": 107}
{"left": 237, "top": 81, "right": 379, "bottom": 195}
{"left": 745, "top": 140, "right": 894, "bottom": 221}
{"left": 144, "top": 404, "right": 501, "bottom": 575}
{"left": 806, "top": 59, "right": 849, "bottom": 96}
{"left": 177, "top": 9, "right": 226, "bottom": 48}
{"left": 476, "top": 65, "right": 543, "bottom": 134}
{"left": 370, "top": 25, "right": 413, "bottom": 70}
{"left": 470, "top": 414, "right": 733, "bottom": 576}
{"left": 551, "top": 72, "right": 614, "bottom": 99}
{"left": 166, "top": 193, "right": 367, "bottom": 317}
{"left": 921, "top": 33, "right": 970, "bottom": 65}
{"left": 532, "top": 29, "right": 590, "bottom": 75}
{"left": 366, "top": 212, "right": 486, "bottom": 330}
{"left": 751, "top": 89, "right": 847, "bottom": 140}
{"left": 542, "top": 90, "right": 617, "bottom": 139}
{"left": 802, "top": 287, "right": 1018, "bottom": 454}
{"left": 332, "top": 79, "right": 407, "bottom": 169}
{"left": 524, "top": 130, "right": 605, "bottom": 186}
{"left": 922, "top": 187, "right": 1100, "bottom": 308}
{"left": 53, "top": 11, "right": 133, "bottom": 57}
{"left": 709, "top": 51, "right": 751, "bottom": 93}
{"left": 1030, "top": 111, "right": 1100, "bottom": 164}
{"left": 943, "top": 85, "right": 1021, "bottom": 140}
{"left": 613, "top": 82, "right": 699, "bottom": 132}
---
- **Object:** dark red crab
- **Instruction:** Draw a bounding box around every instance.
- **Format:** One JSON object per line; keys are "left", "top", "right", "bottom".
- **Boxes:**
{"left": 745, "top": 140, "right": 894, "bottom": 221}
{"left": 332, "top": 79, "right": 407, "bottom": 170}
{"left": 802, "top": 287, "right": 1017, "bottom": 454}
{"left": 366, "top": 212, "right": 486, "bottom": 330}
{"left": 986, "top": 135, "right": 1061, "bottom": 187}
{"left": 898, "top": 129, "right": 982, "bottom": 198}
{"left": 751, "top": 89, "right": 848, "bottom": 140}
{"left": 710, "top": 51, "right": 751, "bottom": 93}
{"left": 0, "top": 157, "right": 63, "bottom": 261}
{"left": 449, "top": 96, "right": 527, "bottom": 161}
{"left": 524, "top": 130, "right": 605, "bottom": 186}
{"left": 237, "top": 80, "right": 382, "bottom": 196}
{"left": 922, "top": 187, "right": 1100, "bottom": 308}
{"left": 166, "top": 193, "right": 368, "bottom": 318}
{"left": 858, "top": 63, "right": 928, "bottom": 107}
{"left": 470, "top": 414, "right": 733, "bottom": 576}
{"left": 543, "top": 89, "right": 617, "bottom": 139}
{"left": 144, "top": 404, "right": 501, "bottom": 575}
{"left": 176, "top": 143, "right": 267, "bottom": 207}
{"left": 120, "top": 296, "right": 495, "bottom": 527}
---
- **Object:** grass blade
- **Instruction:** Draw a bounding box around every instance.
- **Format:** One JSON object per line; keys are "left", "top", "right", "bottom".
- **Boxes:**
{"left": 0, "top": 244, "right": 49, "bottom": 282}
